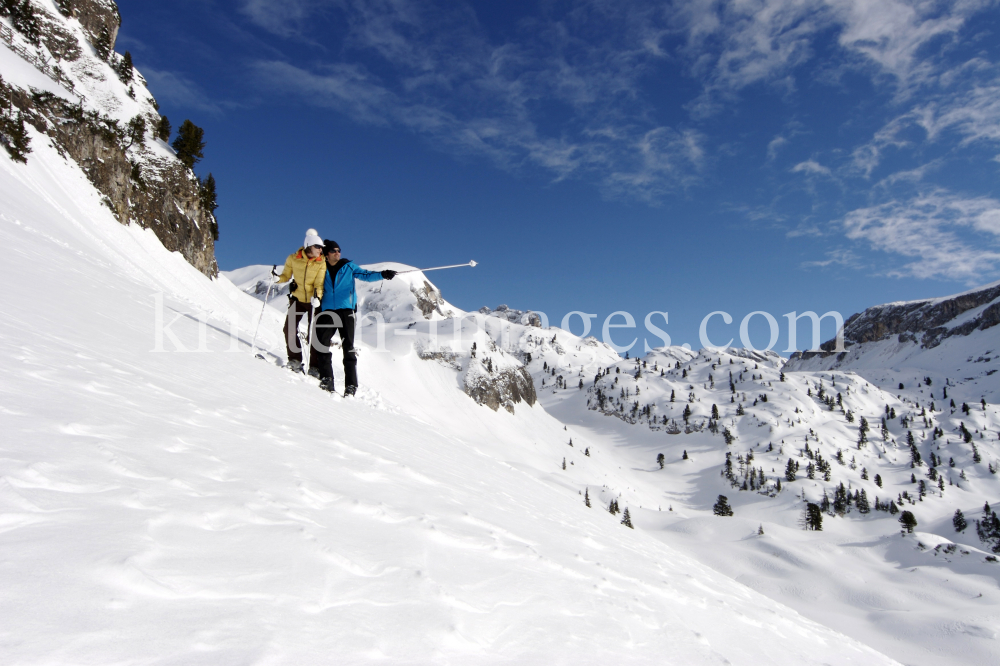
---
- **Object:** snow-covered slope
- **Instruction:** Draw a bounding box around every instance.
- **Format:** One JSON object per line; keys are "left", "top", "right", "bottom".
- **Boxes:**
{"left": 0, "top": 115, "right": 907, "bottom": 665}
{"left": 533, "top": 340, "right": 1000, "bottom": 666}
{"left": 4, "top": 3, "right": 997, "bottom": 663}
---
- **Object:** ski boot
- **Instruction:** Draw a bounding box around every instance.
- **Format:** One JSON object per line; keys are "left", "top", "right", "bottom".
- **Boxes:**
{"left": 307, "top": 367, "right": 321, "bottom": 379}
{"left": 319, "top": 377, "right": 335, "bottom": 393}
{"left": 344, "top": 385, "right": 357, "bottom": 397}
{"left": 287, "top": 359, "right": 303, "bottom": 373}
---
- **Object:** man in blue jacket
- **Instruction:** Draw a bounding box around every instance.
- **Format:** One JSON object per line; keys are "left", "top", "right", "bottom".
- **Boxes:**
{"left": 314, "top": 239, "right": 396, "bottom": 396}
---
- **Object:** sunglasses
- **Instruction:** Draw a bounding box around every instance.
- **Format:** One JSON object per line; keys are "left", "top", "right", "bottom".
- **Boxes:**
{"left": 327, "top": 247, "right": 341, "bottom": 253}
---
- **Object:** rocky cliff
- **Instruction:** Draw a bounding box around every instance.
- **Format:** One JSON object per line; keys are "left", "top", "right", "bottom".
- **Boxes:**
{"left": 784, "top": 280, "right": 1000, "bottom": 376}
{"left": 789, "top": 281, "right": 1000, "bottom": 361}
{"left": 1, "top": 0, "right": 218, "bottom": 276}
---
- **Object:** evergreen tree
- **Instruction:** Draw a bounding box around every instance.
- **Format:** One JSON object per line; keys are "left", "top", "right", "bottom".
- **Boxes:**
{"left": 1, "top": 0, "right": 41, "bottom": 46}
{"left": 584, "top": 488, "right": 591, "bottom": 508}
{"left": 723, "top": 427, "right": 734, "bottom": 446}
{"left": 711, "top": 404, "right": 720, "bottom": 420}
{"left": 805, "top": 503, "right": 823, "bottom": 531}
{"left": 953, "top": 509, "right": 967, "bottom": 533}
{"left": 713, "top": 495, "right": 734, "bottom": 516}
{"left": 889, "top": 500, "right": 899, "bottom": 515}
{"left": 124, "top": 116, "right": 145, "bottom": 150}
{"left": 682, "top": 450, "right": 688, "bottom": 460}
{"left": 975, "top": 510, "right": 1000, "bottom": 553}
{"left": 833, "top": 482, "right": 849, "bottom": 515}
{"left": 172, "top": 119, "right": 206, "bottom": 169}
{"left": 857, "top": 489, "right": 870, "bottom": 514}
{"left": 0, "top": 109, "right": 32, "bottom": 163}
{"left": 155, "top": 115, "right": 172, "bottom": 142}
{"left": 784, "top": 458, "right": 796, "bottom": 482}
{"left": 561, "top": 457, "right": 566, "bottom": 470}
{"left": 621, "top": 507, "right": 634, "bottom": 528}
{"left": 656, "top": 453, "right": 665, "bottom": 469}
{"left": 682, "top": 404, "right": 691, "bottom": 424}
{"left": 94, "top": 25, "right": 112, "bottom": 61}
{"left": 117, "top": 51, "right": 134, "bottom": 83}
{"left": 874, "top": 473, "right": 882, "bottom": 488}
{"left": 899, "top": 510, "right": 917, "bottom": 533}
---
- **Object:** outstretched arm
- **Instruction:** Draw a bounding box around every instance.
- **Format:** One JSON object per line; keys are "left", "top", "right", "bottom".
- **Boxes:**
{"left": 352, "top": 263, "right": 386, "bottom": 283}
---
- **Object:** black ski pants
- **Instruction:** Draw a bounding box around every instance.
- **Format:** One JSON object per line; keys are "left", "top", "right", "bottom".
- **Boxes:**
{"left": 313, "top": 309, "right": 358, "bottom": 388}
{"left": 284, "top": 298, "right": 318, "bottom": 369}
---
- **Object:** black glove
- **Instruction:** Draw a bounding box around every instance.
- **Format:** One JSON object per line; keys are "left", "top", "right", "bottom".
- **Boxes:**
{"left": 381, "top": 270, "right": 397, "bottom": 280}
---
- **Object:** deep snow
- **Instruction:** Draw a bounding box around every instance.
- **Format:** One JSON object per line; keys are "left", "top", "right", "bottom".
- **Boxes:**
{"left": 3, "top": 4, "right": 999, "bottom": 662}
{"left": 0, "top": 122, "right": 904, "bottom": 664}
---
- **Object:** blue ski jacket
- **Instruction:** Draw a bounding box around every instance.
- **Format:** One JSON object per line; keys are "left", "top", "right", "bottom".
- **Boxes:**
{"left": 319, "top": 258, "right": 383, "bottom": 312}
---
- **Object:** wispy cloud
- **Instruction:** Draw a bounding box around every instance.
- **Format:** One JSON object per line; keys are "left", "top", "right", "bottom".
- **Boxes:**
{"left": 244, "top": 0, "right": 707, "bottom": 201}
{"left": 673, "top": 0, "right": 993, "bottom": 110}
{"left": 801, "top": 248, "right": 860, "bottom": 268}
{"left": 234, "top": 0, "right": 1000, "bottom": 207}
{"left": 767, "top": 135, "right": 789, "bottom": 161}
{"left": 141, "top": 68, "right": 224, "bottom": 115}
{"left": 842, "top": 190, "right": 1000, "bottom": 282}
{"left": 791, "top": 159, "right": 832, "bottom": 177}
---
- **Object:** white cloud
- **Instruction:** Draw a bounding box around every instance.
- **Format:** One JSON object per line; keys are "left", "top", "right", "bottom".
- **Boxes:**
{"left": 242, "top": 0, "right": 709, "bottom": 201}
{"left": 240, "top": 0, "right": 326, "bottom": 38}
{"left": 672, "top": 0, "right": 994, "bottom": 112}
{"left": 141, "top": 68, "right": 224, "bottom": 115}
{"left": 850, "top": 69, "right": 1000, "bottom": 176}
{"left": 791, "top": 159, "right": 832, "bottom": 177}
{"left": 767, "top": 135, "right": 789, "bottom": 161}
{"left": 842, "top": 190, "right": 1000, "bottom": 282}
{"left": 235, "top": 0, "right": 1000, "bottom": 203}
{"left": 801, "top": 248, "right": 859, "bottom": 267}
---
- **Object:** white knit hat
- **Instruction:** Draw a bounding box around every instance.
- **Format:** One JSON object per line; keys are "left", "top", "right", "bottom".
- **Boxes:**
{"left": 304, "top": 228, "right": 322, "bottom": 247}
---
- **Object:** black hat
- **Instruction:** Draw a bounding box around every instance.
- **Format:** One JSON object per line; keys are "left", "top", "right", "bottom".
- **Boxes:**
{"left": 323, "top": 239, "right": 341, "bottom": 253}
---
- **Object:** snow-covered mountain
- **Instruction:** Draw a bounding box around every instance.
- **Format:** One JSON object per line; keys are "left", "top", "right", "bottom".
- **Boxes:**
{"left": 3, "top": 2, "right": 999, "bottom": 665}
{"left": 0, "top": 0, "right": 217, "bottom": 275}
{"left": 784, "top": 281, "right": 1000, "bottom": 404}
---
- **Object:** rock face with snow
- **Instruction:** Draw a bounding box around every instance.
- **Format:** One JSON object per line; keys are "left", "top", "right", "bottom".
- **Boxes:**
{"left": 787, "top": 281, "right": 1000, "bottom": 370}
{"left": 1, "top": 0, "right": 217, "bottom": 276}
{"left": 479, "top": 304, "right": 543, "bottom": 327}
{"left": 782, "top": 282, "right": 1000, "bottom": 406}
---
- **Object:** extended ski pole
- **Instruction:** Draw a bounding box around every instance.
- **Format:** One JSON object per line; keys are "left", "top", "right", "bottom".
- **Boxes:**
{"left": 250, "top": 265, "right": 279, "bottom": 360}
{"left": 395, "top": 260, "right": 478, "bottom": 274}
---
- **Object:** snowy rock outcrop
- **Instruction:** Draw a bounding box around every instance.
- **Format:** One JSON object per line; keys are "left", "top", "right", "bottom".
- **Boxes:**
{"left": 1, "top": 0, "right": 218, "bottom": 276}
{"left": 794, "top": 280, "right": 1000, "bottom": 356}
{"left": 783, "top": 281, "right": 1000, "bottom": 394}
{"left": 464, "top": 358, "right": 536, "bottom": 413}
{"left": 479, "top": 304, "right": 543, "bottom": 327}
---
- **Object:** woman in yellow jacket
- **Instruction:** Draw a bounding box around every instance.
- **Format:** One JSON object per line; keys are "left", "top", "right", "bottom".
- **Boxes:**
{"left": 276, "top": 229, "right": 327, "bottom": 374}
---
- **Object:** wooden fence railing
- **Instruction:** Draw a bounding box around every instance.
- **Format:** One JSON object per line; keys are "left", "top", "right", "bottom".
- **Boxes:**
{"left": 0, "top": 21, "right": 76, "bottom": 94}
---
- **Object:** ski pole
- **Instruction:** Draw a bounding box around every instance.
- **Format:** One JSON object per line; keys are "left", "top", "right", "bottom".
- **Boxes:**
{"left": 250, "top": 265, "right": 278, "bottom": 359}
{"left": 395, "top": 260, "right": 478, "bottom": 274}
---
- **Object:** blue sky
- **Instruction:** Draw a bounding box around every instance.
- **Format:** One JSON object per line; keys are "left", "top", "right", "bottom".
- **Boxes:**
{"left": 116, "top": 0, "right": 1000, "bottom": 352}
